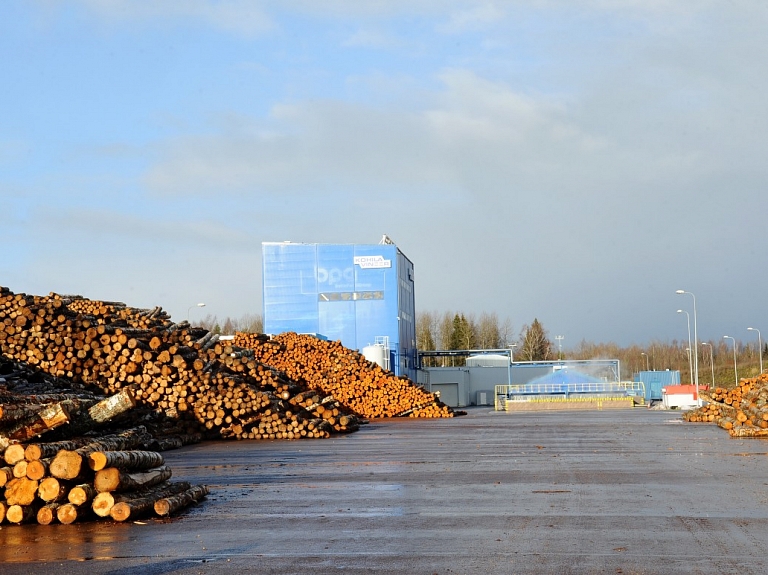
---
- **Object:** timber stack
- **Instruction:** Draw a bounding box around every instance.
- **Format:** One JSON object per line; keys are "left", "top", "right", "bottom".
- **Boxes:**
{"left": 0, "top": 286, "right": 363, "bottom": 440}
{"left": 684, "top": 373, "right": 768, "bottom": 437}
{"left": 0, "top": 426, "right": 208, "bottom": 525}
{"left": 0, "top": 366, "right": 208, "bottom": 525}
{"left": 233, "top": 331, "right": 454, "bottom": 419}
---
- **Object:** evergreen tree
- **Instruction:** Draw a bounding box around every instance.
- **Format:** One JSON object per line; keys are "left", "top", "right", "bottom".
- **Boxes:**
{"left": 519, "top": 318, "right": 552, "bottom": 361}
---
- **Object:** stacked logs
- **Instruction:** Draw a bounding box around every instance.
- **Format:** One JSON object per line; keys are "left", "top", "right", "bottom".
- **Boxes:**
{"left": 683, "top": 374, "right": 768, "bottom": 437}
{"left": 0, "top": 427, "right": 208, "bottom": 525}
{"left": 0, "top": 286, "right": 364, "bottom": 440}
{"left": 233, "top": 331, "right": 454, "bottom": 419}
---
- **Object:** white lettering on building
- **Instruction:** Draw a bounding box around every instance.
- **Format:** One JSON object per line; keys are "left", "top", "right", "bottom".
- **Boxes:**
{"left": 354, "top": 256, "right": 391, "bottom": 269}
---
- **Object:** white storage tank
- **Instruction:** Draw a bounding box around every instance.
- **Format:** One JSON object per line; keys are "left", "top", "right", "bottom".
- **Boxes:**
{"left": 363, "top": 344, "right": 389, "bottom": 371}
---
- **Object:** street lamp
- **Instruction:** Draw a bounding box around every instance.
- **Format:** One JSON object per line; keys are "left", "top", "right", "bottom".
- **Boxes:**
{"left": 555, "top": 335, "right": 564, "bottom": 361}
{"left": 723, "top": 335, "right": 738, "bottom": 386}
{"left": 507, "top": 342, "right": 517, "bottom": 362}
{"left": 701, "top": 342, "right": 715, "bottom": 389}
{"left": 676, "top": 290, "right": 699, "bottom": 405}
{"left": 677, "top": 309, "right": 693, "bottom": 386}
{"left": 187, "top": 302, "right": 206, "bottom": 322}
{"left": 641, "top": 352, "right": 649, "bottom": 371}
{"left": 747, "top": 327, "right": 763, "bottom": 374}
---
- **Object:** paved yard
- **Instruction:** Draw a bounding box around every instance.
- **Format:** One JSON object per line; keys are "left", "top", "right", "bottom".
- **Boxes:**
{"left": 2, "top": 408, "right": 768, "bottom": 574}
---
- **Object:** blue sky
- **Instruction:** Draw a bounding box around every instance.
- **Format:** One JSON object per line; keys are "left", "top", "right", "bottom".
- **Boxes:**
{"left": 2, "top": 1, "right": 767, "bottom": 347}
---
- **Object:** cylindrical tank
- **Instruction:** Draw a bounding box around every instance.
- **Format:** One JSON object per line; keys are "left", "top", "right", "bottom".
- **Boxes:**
{"left": 363, "top": 344, "right": 387, "bottom": 369}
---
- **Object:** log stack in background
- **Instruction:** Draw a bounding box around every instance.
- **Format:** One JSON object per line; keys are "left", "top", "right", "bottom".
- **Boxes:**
{"left": 0, "top": 284, "right": 456, "bottom": 524}
{"left": 1, "top": 286, "right": 453, "bottom": 445}
{"left": 233, "top": 331, "right": 454, "bottom": 419}
{"left": 683, "top": 373, "right": 768, "bottom": 437}
{"left": 0, "top": 286, "right": 366, "bottom": 441}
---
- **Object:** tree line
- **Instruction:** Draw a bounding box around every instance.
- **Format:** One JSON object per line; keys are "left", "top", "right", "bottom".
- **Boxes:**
{"left": 190, "top": 310, "right": 766, "bottom": 387}
{"left": 417, "top": 311, "right": 767, "bottom": 385}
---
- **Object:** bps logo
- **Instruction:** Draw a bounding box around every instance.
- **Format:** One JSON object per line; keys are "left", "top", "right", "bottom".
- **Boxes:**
{"left": 317, "top": 266, "right": 354, "bottom": 288}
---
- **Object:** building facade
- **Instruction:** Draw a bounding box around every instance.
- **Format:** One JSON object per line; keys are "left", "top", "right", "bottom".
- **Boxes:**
{"left": 262, "top": 241, "right": 417, "bottom": 381}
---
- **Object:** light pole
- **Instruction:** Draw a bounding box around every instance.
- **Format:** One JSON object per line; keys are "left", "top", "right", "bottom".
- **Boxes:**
{"left": 676, "top": 290, "right": 699, "bottom": 405}
{"left": 701, "top": 342, "right": 715, "bottom": 389}
{"left": 507, "top": 342, "right": 517, "bottom": 362}
{"left": 187, "top": 302, "right": 206, "bottom": 322}
{"left": 723, "top": 335, "right": 738, "bottom": 386}
{"left": 677, "top": 309, "right": 693, "bottom": 386}
{"left": 641, "top": 352, "right": 649, "bottom": 371}
{"left": 555, "top": 335, "right": 564, "bottom": 361}
{"left": 747, "top": 327, "right": 763, "bottom": 374}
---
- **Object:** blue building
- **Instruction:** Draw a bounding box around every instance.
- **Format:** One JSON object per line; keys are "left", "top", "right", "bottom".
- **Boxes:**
{"left": 634, "top": 370, "right": 681, "bottom": 402}
{"left": 262, "top": 239, "right": 417, "bottom": 381}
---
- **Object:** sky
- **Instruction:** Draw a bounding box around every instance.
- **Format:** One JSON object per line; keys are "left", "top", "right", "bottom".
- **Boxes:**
{"left": 1, "top": 1, "right": 766, "bottom": 348}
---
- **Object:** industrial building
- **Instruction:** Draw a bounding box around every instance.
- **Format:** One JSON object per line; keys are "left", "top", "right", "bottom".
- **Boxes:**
{"left": 262, "top": 237, "right": 417, "bottom": 381}
{"left": 417, "top": 354, "right": 635, "bottom": 408}
{"left": 634, "top": 369, "right": 680, "bottom": 402}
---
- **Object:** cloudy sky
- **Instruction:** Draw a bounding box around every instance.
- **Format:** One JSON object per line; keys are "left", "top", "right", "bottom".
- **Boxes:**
{"left": 1, "top": 1, "right": 766, "bottom": 347}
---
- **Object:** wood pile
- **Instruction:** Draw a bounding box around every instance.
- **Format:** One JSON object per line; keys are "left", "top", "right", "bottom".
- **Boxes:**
{"left": 0, "top": 425, "right": 208, "bottom": 525}
{"left": 233, "top": 332, "right": 454, "bottom": 419}
{"left": 683, "top": 373, "right": 768, "bottom": 437}
{"left": 0, "top": 364, "right": 208, "bottom": 524}
{"left": 0, "top": 286, "right": 364, "bottom": 441}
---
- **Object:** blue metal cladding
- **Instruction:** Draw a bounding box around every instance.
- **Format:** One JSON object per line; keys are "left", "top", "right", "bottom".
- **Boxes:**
{"left": 634, "top": 370, "right": 681, "bottom": 401}
{"left": 262, "top": 243, "right": 319, "bottom": 334}
{"left": 262, "top": 242, "right": 416, "bottom": 381}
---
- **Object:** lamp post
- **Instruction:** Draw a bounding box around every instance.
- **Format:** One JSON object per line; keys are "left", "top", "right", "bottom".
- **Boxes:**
{"left": 555, "top": 335, "right": 564, "bottom": 361}
{"left": 187, "top": 302, "right": 206, "bottom": 322}
{"left": 701, "top": 342, "right": 715, "bottom": 389}
{"left": 677, "top": 309, "right": 693, "bottom": 386}
{"left": 747, "top": 327, "right": 763, "bottom": 374}
{"left": 723, "top": 335, "right": 738, "bottom": 386}
{"left": 507, "top": 342, "right": 517, "bottom": 362}
{"left": 676, "top": 290, "right": 699, "bottom": 405}
{"left": 641, "top": 352, "right": 649, "bottom": 371}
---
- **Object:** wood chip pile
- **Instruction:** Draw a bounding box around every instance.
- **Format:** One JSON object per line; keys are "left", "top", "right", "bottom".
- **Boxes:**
{"left": 683, "top": 373, "right": 768, "bottom": 437}
{"left": 233, "top": 331, "right": 454, "bottom": 418}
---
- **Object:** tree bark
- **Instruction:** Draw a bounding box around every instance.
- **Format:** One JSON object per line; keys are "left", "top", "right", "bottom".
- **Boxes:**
{"left": 88, "top": 450, "right": 164, "bottom": 472}
{"left": 95, "top": 465, "right": 172, "bottom": 493}
{"left": 154, "top": 484, "right": 209, "bottom": 516}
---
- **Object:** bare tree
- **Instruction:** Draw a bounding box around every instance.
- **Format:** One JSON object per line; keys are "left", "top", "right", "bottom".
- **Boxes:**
{"left": 437, "top": 311, "right": 454, "bottom": 350}
{"left": 416, "top": 311, "right": 438, "bottom": 367}
{"left": 477, "top": 312, "right": 502, "bottom": 349}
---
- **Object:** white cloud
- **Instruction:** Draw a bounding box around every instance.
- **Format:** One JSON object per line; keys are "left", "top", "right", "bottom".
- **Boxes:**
{"left": 342, "top": 28, "right": 402, "bottom": 49}
{"left": 437, "top": 3, "right": 506, "bottom": 34}
{"left": 34, "top": 206, "right": 255, "bottom": 250}
{"left": 142, "top": 70, "right": 610, "bottom": 200}
{"left": 71, "top": 0, "right": 274, "bottom": 37}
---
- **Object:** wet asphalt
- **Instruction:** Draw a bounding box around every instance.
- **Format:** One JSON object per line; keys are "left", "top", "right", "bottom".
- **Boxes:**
{"left": 2, "top": 407, "right": 768, "bottom": 574}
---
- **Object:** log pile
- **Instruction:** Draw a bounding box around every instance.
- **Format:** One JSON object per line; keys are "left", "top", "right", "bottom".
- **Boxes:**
{"left": 683, "top": 374, "right": 768, "bottom": 437}
{"left": 0, "top": 427, "right": 208, "bottom": 524}
{"left": 233, "top": 331, "right": 454, "bottom": 419}
{"left": 0, "top": 286, "right": 364, "bottom": 440}
{"left": 0, "top": 358, "right": 208, "bottom": 524}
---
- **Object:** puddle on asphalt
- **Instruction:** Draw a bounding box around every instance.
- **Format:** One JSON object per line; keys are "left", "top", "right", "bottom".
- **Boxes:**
{"left": 253, "top": 508, "right": 405, "bottom": 518}
{"left": 0, "top": 522, "right": 136, "bottom": 563}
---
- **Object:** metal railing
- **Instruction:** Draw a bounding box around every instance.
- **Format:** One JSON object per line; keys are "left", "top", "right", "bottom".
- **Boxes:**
{"left": 494, "top": 381, "right": 646, "bottom": 411}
